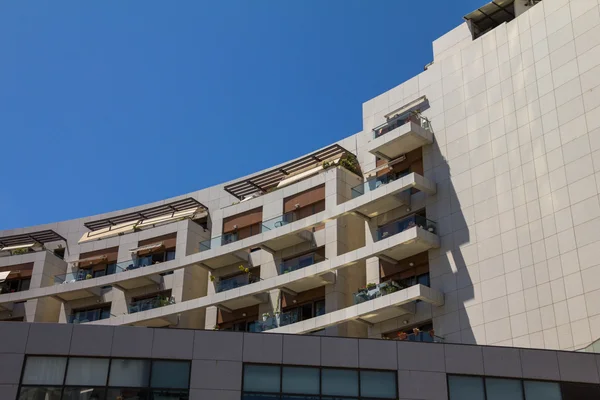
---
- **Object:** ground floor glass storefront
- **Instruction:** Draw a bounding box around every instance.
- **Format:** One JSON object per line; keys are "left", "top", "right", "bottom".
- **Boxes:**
{"left": 17, "top": 356, "right": 190, "bottom": 400}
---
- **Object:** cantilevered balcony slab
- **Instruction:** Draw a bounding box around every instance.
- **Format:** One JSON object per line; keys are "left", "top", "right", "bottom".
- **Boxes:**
{"left": 368, "top": 120, "right": 433, "bottom": 161}
{"left": 217, "top": 292, "right": 269, "bottom": 310}
{"left": 349, "top": 173, "right": 435, "bottom": 218}
{"left": 268, "top": 284, "right": 443, "bottom": 335}
{"left": 375, "top": 226, "right": 439, "bottom": 263}
{"left": 259, "top": 213, "right": 326, "bottom": 252}
{"left": 130, "top": 313, "right": 177, "bottom": 328}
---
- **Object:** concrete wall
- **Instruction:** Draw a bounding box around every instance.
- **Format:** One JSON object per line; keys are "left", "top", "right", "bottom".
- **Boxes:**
{"left": 1, "top": 322, "right": 600, "bottom": 400}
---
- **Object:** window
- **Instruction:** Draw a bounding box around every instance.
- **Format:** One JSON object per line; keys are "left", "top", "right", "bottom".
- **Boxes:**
{"left": 65, "top": 358, "right": 109, "bottom": 386}
{"left": 282, "top": 367, "right": 319, "bottom": 395}
{"left": 360, "top": 370, "right": 396, "bottom": 398}
{"left": 448, "top": 375, "right": 600, "bottom": 400}
{"left": 151, "top": 360, "right": 189, "bottom": 389}
{"left": 243, "top": 365, "right": 281, "bottom": 393}
{"left": 485, "top": 378, "right": 523, "bottom": 400}
{"left": 18, "top": 357, "right": 190, "bottom": 400}
{"left": 108, "top": 359, "right": 151, "bottom": 387}
{"left": 448, "top": 376, "right": 485, "bottom": 400}
{"left": 22, "top": 357, "right": 68, "bottom": 385}
{"left": 243, "top": 364, "right": 397, "bottom": 400}
{"left": 523, "top": 381, "right": 561, "bottom": 400}
{"left": 0, "top": 277, "right": 31, "bottom": 294}
{"left": 322, "top": 368, "right": 359, "bottom": 397}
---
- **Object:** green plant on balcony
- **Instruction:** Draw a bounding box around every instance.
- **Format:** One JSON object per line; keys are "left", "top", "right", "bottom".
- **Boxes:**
{"left": 11, "top": 248, "right": 29, "bottom": 255}
{"left": 85, "top": 273, "right": 93, "bottom": 280}
{"left": 366, "top": 282, "right": 376, "bottom": 290}
{"left": 158, "top": 296, "right": 170, "bottom": 307}
{"left": 339, "top": 153, "right": 361, "bottom": 176}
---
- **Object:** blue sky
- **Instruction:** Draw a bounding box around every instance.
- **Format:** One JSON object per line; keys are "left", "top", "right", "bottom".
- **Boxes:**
{"left": 0, "top": 0, "right": 484, "bottom": 230}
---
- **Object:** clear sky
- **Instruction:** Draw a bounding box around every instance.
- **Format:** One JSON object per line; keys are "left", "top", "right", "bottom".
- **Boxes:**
{"left": 0, "top": 0, "right": 484, "bottom": 230}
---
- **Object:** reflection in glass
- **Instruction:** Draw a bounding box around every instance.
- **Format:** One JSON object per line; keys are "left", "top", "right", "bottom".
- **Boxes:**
{"left": 150, "top": 360, "right": 190, "bottom": 389}
{"left": 485, "top": 378, "right": 523, "bottom": 400}
{"left": 151, "top": 389, "right": 190, "bottom": 400}
{"left": 18, "top": 387, "right": 62, "bottom": 400}
{"left": 65, "top": 358, "right": 109, "bottom": 386}
{"left": 108, "top": 359, "right": 151, "bottom": 388}
{"left": 282, "top": 367, "right": 319, "bottom": 395}
{"left": 106, "top": 388, "right": 150, "bottom": 399}
{"left": 448, "top": 375, "right": 485, "bottom": 400}
{"left": 243, "top": 365, "right": 281, "bottom": 393}
{"left": 321, "top": 369, "right": 359, "bottom": 397}
{"left": 22, "top": 357, "right": 68, "bottom": 385}
{"left": 242, "top": 394, "right": 280, "bottom": 400}
{"left": 61, "top": 387, "right": 107, "bottom": 400}
{"left": 360, "top": 370, "right": 396, "bottom": 398}
{"left": 523, "top": 381, "right": 562, "bottom": 400}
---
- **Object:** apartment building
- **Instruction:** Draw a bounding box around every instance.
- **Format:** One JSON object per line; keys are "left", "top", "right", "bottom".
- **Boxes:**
{"left": 2, "top": 0, "right": 600, "bottom": 370}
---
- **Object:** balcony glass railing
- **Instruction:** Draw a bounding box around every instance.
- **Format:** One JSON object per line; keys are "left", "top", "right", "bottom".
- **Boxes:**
{"left": 68, "top": 308, "right": 110, "bottom": 324}
{"left": 280, "top": 252, "right": 325, "bottom": 274}
{"left": 215, "top": 274, "right": 260, "bottom": 293}
{"left": 54, "top": 256, "right": 171, "bottom": 285}
{"left": 249, "top": 305, "right": 326, "bottom": 333}
{"left": 353, "top": 280, "right": 403, "bottom": 304}
{"left": 261, "top": 212, "right": 298, "bottom": 232}
{"left": 128, "top": 296, "right": 175, "bottom": 314}
{"left": 199, "top": 232, "right": 239, "bottom": 252}
{"left": 376, "top": 214, "right": 437, "bottom": 241}
{"left": 351, "top": 171, "right": 410, "bottom": 198}
{"left": 373, "top": 113, "right": 431, "bottom": 139}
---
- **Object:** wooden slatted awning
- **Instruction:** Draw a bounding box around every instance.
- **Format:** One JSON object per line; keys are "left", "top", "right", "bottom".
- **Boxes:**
{"left": 84, "top": 197, "right": 207, "bottom": 231}
{"left": 464, "top": 0, "right": 515, "bottom": 39}
{"left": 224, "top": 144, "right": 352, "bottom": 200}
{"left": 0, "top": 230, "right": 66, "bottom": 248}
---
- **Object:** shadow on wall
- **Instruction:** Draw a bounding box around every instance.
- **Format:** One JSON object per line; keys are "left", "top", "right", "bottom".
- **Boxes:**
{"left": 427, "top": 123, "right": 477, "bottom": 345}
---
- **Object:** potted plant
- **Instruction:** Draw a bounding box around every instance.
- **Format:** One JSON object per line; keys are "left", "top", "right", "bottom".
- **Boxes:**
{"left": 85, "top": 273, "right": 93, "bottom": 280}
{"left": 397, "top": 332, "right": 408, "bottom": 341}
{"left": 262, "top": 312, "right": 270, "bottom": 322}
{"left": 366, "top": 282, "right": 377, "bottom": 290}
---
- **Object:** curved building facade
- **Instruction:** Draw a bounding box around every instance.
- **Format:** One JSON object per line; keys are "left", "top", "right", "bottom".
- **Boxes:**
{"left": 2, "top": 0, "right": 600, "bottom": 354}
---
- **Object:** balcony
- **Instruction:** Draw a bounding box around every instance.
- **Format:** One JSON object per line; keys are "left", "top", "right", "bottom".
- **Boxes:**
{"left": 68, "top": 307, "right": 110, "bottom": 324}
{"left": 368, "top": 114, "right": 433, "bottom": 161}
{"left": 267, "top": 283, "right": 444, "bottom": 335}
{"left": 249, "top": 305, "right": 326, "bottom": 333}
{"left": 261, "top": 211, "right": 297, "bottom": 231}
{"left": 374, "top": 214, "right": 438, "bottom": 262}
{"left": 353, "top": 280, "right": 403, "bottom": 304}
{"left": 280, "top": 252, "right": 325, "bottom": 274}
{"left": 215, "top": 274, "right": 260, "bottom": 293}
{"left": 128, "top": 295, "right": 175, "bottom": 314}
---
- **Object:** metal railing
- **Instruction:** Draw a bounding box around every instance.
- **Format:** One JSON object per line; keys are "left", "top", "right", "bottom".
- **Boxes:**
{"left": 128, "top": 296, "right": 175, "bottom": 314}
{"left": 351, "top": 171, "right": 410, "bottom": 198}
{"left": 280, "top": 252, "right": 325, "bottom": 274}
{"left": 372, "top": 113, "right": 431, "bottom": 139}
{"left": 376, "top": 214, "right": 437, "bottom": 241}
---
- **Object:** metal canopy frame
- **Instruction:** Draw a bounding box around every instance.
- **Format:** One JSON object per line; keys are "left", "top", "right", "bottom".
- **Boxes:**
{"left": 224, "top": 144, "right": 353, "bottom": 200}
{"left": 84, "top": 197, "right": 207, "bottom": 231}
{"left": 464, "top": 0, "right": 515, "bottom": 39}
{"left": 0, "top": 230, "right": 66, "bottom": 248}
